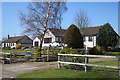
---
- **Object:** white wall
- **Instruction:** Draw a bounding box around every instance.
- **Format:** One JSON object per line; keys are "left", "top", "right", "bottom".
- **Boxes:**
{"left": 43, "top": 29, "right": 55, "bottom": 47}
{"left": 33, "top": 29, "right": 55, "bottom": 47}
{"left": 2, "top": 43, "right": 16, "bottom": 48}
{"left": 84, "top": 36, "right": 96, "bottom": 48}
{"left": 33, "top": 37, "right": 41, "bottom": 47}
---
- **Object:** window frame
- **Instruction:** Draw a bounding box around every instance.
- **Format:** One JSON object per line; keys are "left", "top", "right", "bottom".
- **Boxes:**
{"left": 89, "top": 36, "right": 93, "bottom": 41}
{"left": 44, "top": 38, "right": 52, "bottom": 43}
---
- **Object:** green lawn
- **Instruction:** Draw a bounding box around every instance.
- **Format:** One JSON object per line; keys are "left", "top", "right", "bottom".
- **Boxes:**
{"left": 2, "top": 49, "right": 37, "bottom": 53}
{"left": 104, "top": 52, "right": 120, "bottom": 56}
{"left": 17, "top": 60, "right": 120, "bottom": 79}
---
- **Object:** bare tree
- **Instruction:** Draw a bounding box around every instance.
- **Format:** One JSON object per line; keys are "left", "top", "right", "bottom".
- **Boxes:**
{"left": 2, "top": 36, "right": 7, "bottom": 41}
{"left": 74, "top": 10, "right": 90, "bottom": 35}
{"left": 19, "top": 0, "right": 67, "bottom": 55}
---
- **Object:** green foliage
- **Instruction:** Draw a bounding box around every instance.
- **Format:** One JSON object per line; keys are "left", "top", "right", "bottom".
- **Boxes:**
{"left": 5, "top": 54, "right": 9, "bottom": 58}
{"left": 34, "top": 53, "right": 40, "bottom": 59}
{"left": 16, "top": 43, "right": 21, "bottom": 49}
{"left": 37, "top": 47, "right": 40, "bottom": 52}
{"left": 89, "top": 46, "right": 103, "bottom": 55}
{"left": 59, "top": 48, "right": 78, "bottom": 54}
{"left": 64, "top": 24, "right": 83, "bottom": 48}
{"left": 6, "top": 46, "right": 11, "bottom": 50}
{"left": 59, "top": 48, "right": 85, "bottom": 70}
{"left": 97, "top": 23, "right": 118, "bottom": 50}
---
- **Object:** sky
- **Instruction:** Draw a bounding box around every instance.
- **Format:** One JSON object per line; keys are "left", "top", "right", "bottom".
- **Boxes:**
{"left": 1, "top": 1, "right": 119, "bottom": 40}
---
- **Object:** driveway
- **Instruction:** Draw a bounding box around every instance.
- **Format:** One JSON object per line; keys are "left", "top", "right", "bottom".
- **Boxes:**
{"left": 2, "top": 62, "right": 58, "bottom": 78}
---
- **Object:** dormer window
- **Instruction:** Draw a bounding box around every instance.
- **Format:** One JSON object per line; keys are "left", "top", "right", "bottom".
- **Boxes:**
{"left": 89, "top": 36, "right": 93, "bottom": 41}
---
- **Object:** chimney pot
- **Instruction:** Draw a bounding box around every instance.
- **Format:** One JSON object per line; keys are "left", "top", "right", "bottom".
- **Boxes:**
{"left": 7, "top": 34, "right": 10, "bottom": 39}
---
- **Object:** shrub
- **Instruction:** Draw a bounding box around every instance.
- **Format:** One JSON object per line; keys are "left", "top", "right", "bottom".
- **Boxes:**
{"left": 59, "top": 48, "right": 86, "bottom": 71}
{"left": 2, "top": 47, "right": 6, "bottom": 50}
{"left": 16, "top": 43, "right": 21, "bottom": 49}
{"left": 5, "top": 54, "right": 9, "bottom": 58}
{"left": 64, "top": 24, "right": 83, "bottom": 48}
{"left": 34, "top": 53, "right": 40, "bottom": 59}
{"left": 37, "top": 47, "right": 40, "bottom": 52}
{"left": 6, "top": 46, "right": 11, "bottom": 50}
{"left": 89, "top": 46, "right": 103, "bottom": 55}
{"left": 59, "top": 48, "right": 78, "bottom": 54}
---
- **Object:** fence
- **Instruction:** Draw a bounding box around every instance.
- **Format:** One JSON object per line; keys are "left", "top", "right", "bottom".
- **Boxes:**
{"left": 0, "top": 48, "right": 60, "bottom": 63}
{"left": 58, "top": 53, "right": 120, "bottom": 76}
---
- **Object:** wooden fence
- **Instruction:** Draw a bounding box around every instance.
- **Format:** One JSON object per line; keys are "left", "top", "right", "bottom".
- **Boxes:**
{"left": 58, "top": 53, "right": 120, "bottom": 76}
{"left": 0, "top": 49, "right": 60, "bottom": 63}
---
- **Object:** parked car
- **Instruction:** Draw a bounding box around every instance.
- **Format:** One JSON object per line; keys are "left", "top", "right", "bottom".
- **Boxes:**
{"left": 49, "top": 41, "right": 63, "bottom": 47}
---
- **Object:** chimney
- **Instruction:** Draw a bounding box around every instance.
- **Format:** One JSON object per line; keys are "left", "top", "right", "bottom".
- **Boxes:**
{"left": 7, "top": 34, "right": 10, "bottom": 39}
{"left": 59, "top": 26, "right": 62, "bottom": 29}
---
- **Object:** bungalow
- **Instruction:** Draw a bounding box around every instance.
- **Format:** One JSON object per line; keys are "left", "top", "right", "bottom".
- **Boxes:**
{"left": 33, "top": 28, "right": 66, "bottom": 47}
{"left": 33, "top": 26, "right": 119, "bottom": 48}
{"left": 2, "top": 35, "right": 33, "bottom": 48}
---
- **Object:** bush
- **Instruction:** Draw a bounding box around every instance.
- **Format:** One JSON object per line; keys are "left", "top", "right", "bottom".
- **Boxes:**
{"left": 59, "top": 48, "right": 86, "bottom": 71}
{"left": 89, "top": 46, "right": 103, "bottom": 55}
{"left": 59, "top": 48, "right": 78, "bottom": 54}
{"left": 16, "top": 43, "right": 21, "bottom": 49}
{"left": 34, "top": 53, "right": 40, "bottom": 59}
{"left": 6, "top": 46, "right": 11, "bottom": 50}
{"left": 64, "top": 24, "right": 83, "bottom": 48}
{"left": 5, "top": 54, "right": 9, "bottom": 58}
{"left": 2, "top": 47, "right": 6, "bottom": 50}
{"left": 37, "top": 47, "right": 40, "bottom": 52}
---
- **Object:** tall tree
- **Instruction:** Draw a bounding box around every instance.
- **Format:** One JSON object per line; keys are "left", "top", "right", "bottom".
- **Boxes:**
{"left": 97, "top": 23, "right": 118, "bottom": 50}
{"left": 64, "top": 24, "right": 83, "bottom": 48}
{"left": 74, "top": 10, "right": 90, "bottom": 35}
{"left": 19, "top": 1, "right": 67, "bottom": 55}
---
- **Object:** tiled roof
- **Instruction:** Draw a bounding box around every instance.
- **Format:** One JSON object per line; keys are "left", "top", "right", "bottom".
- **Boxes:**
{"left": 2, "top": 35, "right": 30, "bottom": 43}
{"left": 82, "top": 26, "right": 102, "bottom": 36}
{"left": 48, "top": 28, "right": 66, "bottom": 37}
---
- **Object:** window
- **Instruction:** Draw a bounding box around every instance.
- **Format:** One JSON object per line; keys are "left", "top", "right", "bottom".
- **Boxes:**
{"left": 83, "top": 37, "right": 86, "bottom": 41}
{"left": 89, "top": 36, "right": 93, "bottom": 41}
{"left": 44, "top": 38, "right": 52, "bottom": 43}
{"left": 35, "top": 42, "right": 39, "bottom": 47}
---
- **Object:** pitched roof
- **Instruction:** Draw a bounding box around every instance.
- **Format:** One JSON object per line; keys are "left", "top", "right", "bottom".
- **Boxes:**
{"left": 48, "top": 28, "right": 66, "bottom": 37}
{"left": 82, "top": 26, "right": 102, "bottom": 36}
{"left": 2, "top": 35, "right": 30, "bottom": 43}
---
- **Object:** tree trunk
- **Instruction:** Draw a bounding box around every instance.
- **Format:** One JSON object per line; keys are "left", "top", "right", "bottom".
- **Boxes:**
{"left": 39, "top": 2, "right": 52, "bottom": 57}
{"left": 39, "top": 29, "right": 47, "bottom": 57}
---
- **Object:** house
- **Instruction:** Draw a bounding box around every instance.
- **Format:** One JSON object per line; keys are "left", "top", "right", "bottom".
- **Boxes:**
{"left": 33, "top": 28, "right": 66, "bottom": 47}
{"left": 33, "top": 26, "right": 119, "bottom": 48}
{"left": 2, "top": 35, "right": 33, "bottom": 48}
{"left": 82, "top": 26, "right": 100, "bottom": 48}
